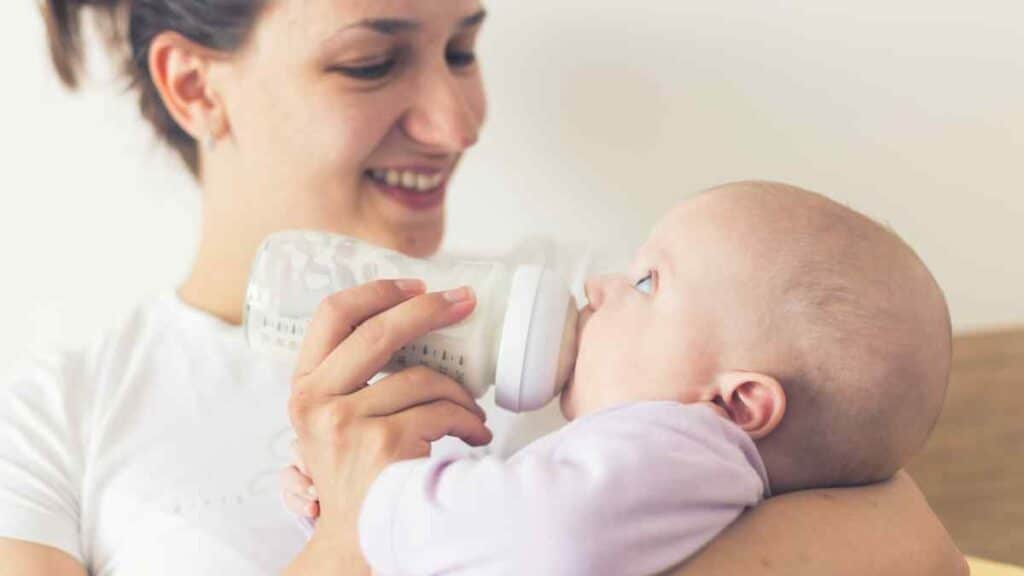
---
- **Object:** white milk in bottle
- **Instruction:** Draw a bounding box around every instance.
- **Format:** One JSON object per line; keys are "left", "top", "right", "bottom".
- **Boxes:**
{"left": 243, "top": 231, "right": 579, "bottom": 412}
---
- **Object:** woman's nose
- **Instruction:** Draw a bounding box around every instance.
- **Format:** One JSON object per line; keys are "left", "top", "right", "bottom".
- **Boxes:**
{"left": 402, "top": 70, "right": 483, "bottom": 152}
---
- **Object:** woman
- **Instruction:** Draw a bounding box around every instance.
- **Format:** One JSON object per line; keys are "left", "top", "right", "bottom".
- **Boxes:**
{"left": 0, "top": 0, "right": 965, "bottom": 574}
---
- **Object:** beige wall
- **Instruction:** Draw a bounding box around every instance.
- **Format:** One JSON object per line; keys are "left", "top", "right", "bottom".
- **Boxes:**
{"left": 2, "top": 0, "right": 1022, "bottom": 376}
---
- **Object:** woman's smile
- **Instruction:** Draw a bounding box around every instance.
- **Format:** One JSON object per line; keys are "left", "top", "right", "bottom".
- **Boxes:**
{"left": 366, "top": 165, "right": 453, "bottom": 211}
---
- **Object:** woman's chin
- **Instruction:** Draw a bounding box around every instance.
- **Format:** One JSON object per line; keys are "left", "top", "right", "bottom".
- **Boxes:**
{"left": 360, "top": 197, "right": 444, "bottom": 256}
{"left": 392, "top": 220, "right": 445, "bottom": 258}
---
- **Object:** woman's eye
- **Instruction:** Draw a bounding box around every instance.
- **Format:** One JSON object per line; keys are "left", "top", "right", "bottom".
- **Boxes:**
{"left": 634, "top": 270, "right": 656, "bottom": 294}
{"left": 330, "top": 60, "right": 396, "bottom": 80}
{"left": 446, "top": 50, "right": 477, "bottom": 69}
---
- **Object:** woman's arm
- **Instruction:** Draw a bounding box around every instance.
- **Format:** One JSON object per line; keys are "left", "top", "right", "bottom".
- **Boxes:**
{"left": 671, "top": 471, "right": 968, "bottom": 576}
{"left": 0, "top": 540, "right": 87, "bottom": 576}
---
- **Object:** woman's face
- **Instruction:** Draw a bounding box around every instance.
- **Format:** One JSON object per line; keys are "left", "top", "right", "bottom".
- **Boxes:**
{"left": 215, "top": 0, "right": 487, "bottom": 257}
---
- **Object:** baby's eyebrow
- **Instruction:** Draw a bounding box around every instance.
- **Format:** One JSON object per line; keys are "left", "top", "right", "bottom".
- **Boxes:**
{"left": 644, "top": 247, "right": 675, "bottom": 282}
{"left": 633, "top": 244, "right": 653, "bottom": 266}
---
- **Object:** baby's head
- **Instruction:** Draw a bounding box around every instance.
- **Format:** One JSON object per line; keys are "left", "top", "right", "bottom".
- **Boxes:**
{"left": 563, "top": 181, "right": 951, "bottom": 493}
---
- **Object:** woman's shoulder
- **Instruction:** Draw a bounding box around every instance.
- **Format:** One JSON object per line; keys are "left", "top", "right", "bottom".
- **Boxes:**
{"left": 3, "top": 290, "right": 221, "bottom": 403}
{"left": 0, "top": 299, "right": 168, "bottom": 487}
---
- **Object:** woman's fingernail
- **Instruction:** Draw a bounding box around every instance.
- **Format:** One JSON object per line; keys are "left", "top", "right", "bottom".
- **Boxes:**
{"left": 443, "top": 286, "right": 475, "bottom": 304}
{"left": 306, "top": 485, "right": 318, "bottom": 500}
{"left": 395, "top": 279, "right": 426, "bottom": 294}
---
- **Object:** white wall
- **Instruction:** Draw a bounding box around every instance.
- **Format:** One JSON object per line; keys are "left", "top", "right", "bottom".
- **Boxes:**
{"left": 2, "top": 0, "right": 1022, "bottom": 377}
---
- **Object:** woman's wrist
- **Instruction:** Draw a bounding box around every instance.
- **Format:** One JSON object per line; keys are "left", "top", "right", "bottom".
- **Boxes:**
{"left": 283, "top": 516, "right": 369, "bottom": 576}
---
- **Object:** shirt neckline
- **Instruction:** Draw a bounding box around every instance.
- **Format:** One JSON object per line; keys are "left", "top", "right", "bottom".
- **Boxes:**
{"left": 157, "top": 289, "right": 245, "bottom": 339}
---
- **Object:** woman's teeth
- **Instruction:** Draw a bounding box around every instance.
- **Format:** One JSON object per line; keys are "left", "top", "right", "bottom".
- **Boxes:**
{"left": 368, "top": 169, "right": 445, "bottom": 192}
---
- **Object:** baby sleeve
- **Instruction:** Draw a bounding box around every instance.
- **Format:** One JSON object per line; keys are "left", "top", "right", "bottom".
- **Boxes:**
{"left": 358, "top": 402, "right": 768, "bottom": 576}
{"left": 359, "top": 453, "right": 580, "bottom": 576}
{"left": 0, "top": 350, "right": 89, "bottom": 563}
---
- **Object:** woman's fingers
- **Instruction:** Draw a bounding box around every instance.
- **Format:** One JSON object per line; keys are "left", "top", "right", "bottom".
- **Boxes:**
{"left": 357, "top": 366, "right": 486, "bottom": 421}
{"left": 286, "top": 280, "right": 485, "bottom": 529}
{"left": 293, "top": 279, "right": 427, "bottom": 382}
{"left": 303, "top": 288, "right": 477, "bottom": 398}
{"left": 394, "top": 400, "right": 493, "bottom": 453}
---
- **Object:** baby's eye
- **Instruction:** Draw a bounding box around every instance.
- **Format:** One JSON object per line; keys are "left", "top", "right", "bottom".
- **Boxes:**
{"left": 634, "top": 270, "right": 656, "bottom": 294}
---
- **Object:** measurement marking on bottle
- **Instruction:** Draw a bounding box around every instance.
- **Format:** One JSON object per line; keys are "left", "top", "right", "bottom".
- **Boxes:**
{"left": 459, "top": 356, "right": 464, "bottom": 366}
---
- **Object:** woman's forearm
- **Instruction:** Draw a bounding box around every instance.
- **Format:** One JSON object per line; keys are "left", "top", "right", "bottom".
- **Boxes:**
{"left": 671, "top": 471, "right": 968, "bottom": 576}
{"left": 282, "top": 520, "right": 370, "bottom": 576}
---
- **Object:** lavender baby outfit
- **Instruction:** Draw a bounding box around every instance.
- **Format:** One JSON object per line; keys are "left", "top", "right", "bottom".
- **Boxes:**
{"left": 358, "top": 401, "right": 770, "bottom": 576}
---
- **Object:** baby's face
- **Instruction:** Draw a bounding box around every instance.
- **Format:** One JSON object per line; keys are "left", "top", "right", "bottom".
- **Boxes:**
{"left": 561, "top": 201, "right": 727, "bottom": 420}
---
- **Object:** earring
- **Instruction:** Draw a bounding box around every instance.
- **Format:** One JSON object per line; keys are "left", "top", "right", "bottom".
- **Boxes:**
{"left": 203, "top": 132, "right": 217, "bottom": 150}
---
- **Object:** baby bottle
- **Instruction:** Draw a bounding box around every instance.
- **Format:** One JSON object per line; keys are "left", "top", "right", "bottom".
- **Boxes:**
{"left": 243, "top": 231, "right": 579, "bottom": 413}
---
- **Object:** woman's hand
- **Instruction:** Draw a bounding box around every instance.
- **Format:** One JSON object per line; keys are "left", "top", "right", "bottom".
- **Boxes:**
{"left": 286, "top": 279, "right": 492, "bottom": 568}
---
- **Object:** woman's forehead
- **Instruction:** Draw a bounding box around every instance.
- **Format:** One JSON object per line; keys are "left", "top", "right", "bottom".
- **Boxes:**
{"left": 249, "top": 0, "right": 484, "bottom": 63}
{"left": 278, "top": 0, "right": 483, "bottom": 31}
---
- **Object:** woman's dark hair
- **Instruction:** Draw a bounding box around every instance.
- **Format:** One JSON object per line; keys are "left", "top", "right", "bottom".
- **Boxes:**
{"left": 42, "top": 0, "right": 267, "bottom": 175}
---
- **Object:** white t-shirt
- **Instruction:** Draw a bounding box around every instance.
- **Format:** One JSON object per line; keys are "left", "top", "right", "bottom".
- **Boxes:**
{"left": 0, "top": 291, "right": 564, "bottom": 575}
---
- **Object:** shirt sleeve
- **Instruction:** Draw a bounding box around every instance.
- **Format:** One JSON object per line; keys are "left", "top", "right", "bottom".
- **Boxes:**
{"left": 0, "top": 350, "right": 89, "bottom": 563}
{"left": 358, "top": 402, "right": 767, "bottom": 576}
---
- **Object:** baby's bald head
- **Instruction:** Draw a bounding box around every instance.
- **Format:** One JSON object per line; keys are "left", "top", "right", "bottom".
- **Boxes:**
{"left": 672, "top": 181, "right": 951, "bottom": 492}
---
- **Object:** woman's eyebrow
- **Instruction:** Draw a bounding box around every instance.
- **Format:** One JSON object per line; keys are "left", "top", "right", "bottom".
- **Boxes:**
{"left": 459, "top": 9, "right": 488, "bottom": 29}
{"left": 328, "top": 9, "right": 487, "bottom": 38}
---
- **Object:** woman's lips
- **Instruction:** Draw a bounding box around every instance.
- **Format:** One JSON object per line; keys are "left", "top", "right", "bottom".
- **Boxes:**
{"left": 366, "top": 168, "right": 448, "bottom": 211}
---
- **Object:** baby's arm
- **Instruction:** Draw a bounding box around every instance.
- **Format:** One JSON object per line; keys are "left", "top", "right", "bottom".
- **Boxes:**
{"left": 359, "top": 403, "right": 767, "bottom": 576}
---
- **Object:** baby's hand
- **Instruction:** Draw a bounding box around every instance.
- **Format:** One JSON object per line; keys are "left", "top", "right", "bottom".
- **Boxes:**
{"left": 281, "top": 440, "right": 320, "bottom": 521}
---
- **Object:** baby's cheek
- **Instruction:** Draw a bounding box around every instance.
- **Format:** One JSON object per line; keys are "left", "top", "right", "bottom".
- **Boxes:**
{"left": 568, "top": 349, "right": 601, "bottom": 405}
{"left": 558, "top": 381, "right": 578, "bottom": 420}
{"left": 574, "top": 315, "right": 630, "bottom": 392}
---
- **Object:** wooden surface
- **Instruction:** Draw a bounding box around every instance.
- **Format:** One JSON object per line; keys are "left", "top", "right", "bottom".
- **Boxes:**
{"left": 907, "top": 328, "right": 1024, "bottom": 566}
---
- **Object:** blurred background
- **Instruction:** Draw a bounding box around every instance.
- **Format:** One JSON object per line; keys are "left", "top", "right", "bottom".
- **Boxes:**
{"left": 2, "top": 0, "right": 1022, "bottom": 364}
{"left": 2, "top": 0, "right": 1022, "bottom": 566}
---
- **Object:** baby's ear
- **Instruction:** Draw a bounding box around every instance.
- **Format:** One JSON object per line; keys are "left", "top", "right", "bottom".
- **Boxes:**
{"left": 712, "top": 371, "right": 786, "bottom": 440}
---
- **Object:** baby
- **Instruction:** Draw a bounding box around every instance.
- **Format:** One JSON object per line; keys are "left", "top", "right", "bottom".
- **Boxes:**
{"left": 288, "top": 181, "right": 952, "bottom": 575}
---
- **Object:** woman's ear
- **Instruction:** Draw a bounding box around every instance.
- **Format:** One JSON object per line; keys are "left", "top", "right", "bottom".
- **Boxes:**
{"left": 712, "top": 371, "right": 786, "bottom": 440}
{"left": 147, "top": 31, "right": 228, "bottom": 143}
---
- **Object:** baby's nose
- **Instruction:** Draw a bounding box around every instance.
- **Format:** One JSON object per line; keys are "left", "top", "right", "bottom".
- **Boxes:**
{"left": 584, "top": 274, "right": 616, "bottom": 309}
